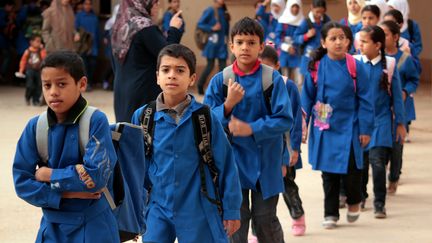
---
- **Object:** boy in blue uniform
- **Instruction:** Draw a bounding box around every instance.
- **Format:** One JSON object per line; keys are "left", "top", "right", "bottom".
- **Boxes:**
{"left": 204, "top": 17, "right": 293, "bottom": 242}
{"left": 12, "top": 51, "right": 119, "bottom": 242}
{"left": 131, "top": 44, "right": 242, "bottom": 243}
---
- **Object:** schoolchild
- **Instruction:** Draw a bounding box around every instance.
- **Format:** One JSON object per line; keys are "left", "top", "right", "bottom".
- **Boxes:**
{"left": 12, "top": 51, "right": 119, "bottom": 242}
{"left": 357, "top": 25, "right": 406, "bottom": 218}
{"left": 301, "top": 21, "right": 374, "bottom": 229}
{"left": 260, "top": 45, "right": 306, "bottom": 236}
{"left": 196, "top": 0, "right": 231, "bottom": 94}
{"left": 353, "top": 4, "right": 380, "bottom": 52}
{"left": 383, "top": 10, "right": 411, "bottom": 54}
{"left": 204, "top": 17, "right": 293, "bottom": 242}
{"left": 16, "top": 34, "right": 46, "bottom": 106}
{"left": 162, "top": 0, "right": 185, "bottom": 37}
{"left": 275, "top": 0, "right": 304, "bottom": 86}
{"left": 380, "top": 20, "right": 419, "bottom": 194}
{"left": 131, "top": 44, "right": 242, "bottom": 243}
{"left": 341, "top": 0, "right": 365, "bottom": 38}
{"left": 367, "top": 0, "right": 389, "bottom": 23}
{"left": 294, "top": 0, "right": 331, "bottom": 77}
{"left": 256, "top": 0, "right": 286, "bottom": 44}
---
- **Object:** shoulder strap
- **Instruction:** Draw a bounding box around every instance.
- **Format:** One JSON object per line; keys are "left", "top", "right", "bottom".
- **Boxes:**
{"left": 306, "top": 18, "right": 313, "bottom": 29}
{"left": 311, "top": 61, "right": 320, "bottom": 84}
{"left": 191, "top": 105, "right": 222, "bottom": 215}
{"left": 397, "top": 51, "right": 410, "bottom": 70}
{"left": 345, "top": 54, "right": 357, "bottom": 92}
{"left": 261, "top": 64, "right": 274, "bottom": 113}
{"left": 385, "top": 56, "right": 396, "bottom": 96}
{"left": 408, "top": 19, "right": 414, "bottom": 42}
{"left": 222, "top": 64, "right": 235, "bottom": 97}
{"left": 140, "top": 101, "right": 157, "bottom": 158}
{"left": 36, "top": 111, "right": 49, "bottom": 164}
{"left": 78, "top": 106, "right": 97, "bottom": 156}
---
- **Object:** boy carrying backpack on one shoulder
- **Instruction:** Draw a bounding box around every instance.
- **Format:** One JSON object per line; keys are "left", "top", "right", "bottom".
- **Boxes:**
{"left": 12, "top": 51, "right": 120, "bottom": 242}
{"left": 131, "top": 43, "right": 242, "bottom": 243}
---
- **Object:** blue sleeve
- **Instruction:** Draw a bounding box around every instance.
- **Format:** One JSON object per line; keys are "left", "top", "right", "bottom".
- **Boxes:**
{"left": 162, "top": 11, "right": 171, "bottom": 33}
{"left": 301, "top": 73, "right": 317, "bottom": 124}
{"left": 293, "top": 19, "right": 308, "bottom": 45}
{"left": 210, "top": 111, "right": 241, "bottom": 220}
{"left": 50, "top": 111, "right": 117, "bottom": 193}
{"left": 256, "top": 5, "right": 270, "bottom": 21}
{"left": 355, "top": 60, "right": 374, "bottom": 135}
{"left": 401, "top": 56, "right": 420, "bottom": 95}
{"left": 411, "top": 21, "right": 423, "bottom": 57}
{"left": 249, "top": 71, "right": 293, "bottom": 142}
{"left": 390, "top": 69, "right": 405, "bottom": 125}
{"left": 287, "top": 81, "right": 302, "bottom": 151}
{"left": 197, "top": 8, "right": 214, "bottom": 33}
{"left": 13, "top": 118, "right": 62, "bottom": 209}
{"left": 275, "top": 23, "right": 284, "bottom": 47}
{"left": 203, "top": 72, "right": 230, "bottom": 127}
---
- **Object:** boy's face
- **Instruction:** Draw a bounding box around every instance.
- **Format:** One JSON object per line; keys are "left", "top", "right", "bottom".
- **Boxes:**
{"left": 157, "top": 56, "right": 196, "bottom": 99}
{"left": 41, "top": 67, "right": 86, "bottom": 122}
{"left": 230, "top": 34, "right": 264, "bottom": 67}
{"left": 83, "top": 0, "right": 92, "bottom": 12}
{"left": 30, "top": 37, "right": 42, "bottom": 49}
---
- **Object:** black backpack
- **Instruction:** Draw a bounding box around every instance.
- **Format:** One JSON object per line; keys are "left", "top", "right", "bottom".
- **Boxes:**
{"left": 194, "top": 7, "right": 219, "bottom": 50}
{"left": 140, "top": 102, "right": 223, "bottom": 214}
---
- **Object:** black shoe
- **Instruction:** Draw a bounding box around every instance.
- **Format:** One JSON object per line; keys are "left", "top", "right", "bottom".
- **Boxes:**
{"left": 360, "top": 199, "right": 366, "bottom": 211}
{"left": 374, "top": 206, "right": 386, "bottom": 219}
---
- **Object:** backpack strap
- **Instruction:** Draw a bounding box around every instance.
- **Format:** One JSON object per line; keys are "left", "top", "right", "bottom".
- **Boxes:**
{"left": 36, "top": 111, "right": 49, "bottom": 164}
{"left": 191, "top": 105, "right": 223, "bottom": 215}
{"left": 140, "top": 101, "right": 157, "bottom": 158}
{"left": 78, "top": 106, "right": 97, "bottom": 156}
{"left": 397, "top": 51, "right": 409, "bottom": 70}
{"left": 310, "top": 61, "right": 320, "bottom": 84}
{"left": 345, "top": 54, "right": 357, "bottom": 92}
{"left": 385, "top": 56, "right": 396, "bottom": 96}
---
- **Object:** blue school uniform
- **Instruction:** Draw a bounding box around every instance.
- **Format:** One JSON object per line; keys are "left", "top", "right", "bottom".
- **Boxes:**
{"left": 75, "top": 10, "right": 100, "bottom": 57}
{"left": 276, "top": 23, "right": 301, "bottom": 68}
{"left": 282, "top": 78, "right": 303, "bottom": 169}
{"left": 401, "top": 20, "right": 422, "bottom": 59}
{"left": 389, "top": 50, "right": 419, "bottom": 123}
{"left": 203, "top": 63, "right": 293, "bottom": 199}
{"left": 294, "top": 15, "right": 331, "bottom": 75}
{"left": 197, "top": 7, "right": 229, "bottom": 60}
{"left": 131, "top": 96, "right": 241, "bottom": 243}
{"left": 340, "top": 18, "right": 362, "bottom": 36}
{"left": 357, "top": 55, "right": 405, "bottom": 149}
{"left": 162, "top": 10, "right": 185, "bottom": 35}
{"left": 255, "top": 5, "right": 271, "bottom": 39}
{"left": 12, "top": 97, "right": 119, "bottom": 243}
{"left": 301, "top": 55, "right": 374, "bottom": 173}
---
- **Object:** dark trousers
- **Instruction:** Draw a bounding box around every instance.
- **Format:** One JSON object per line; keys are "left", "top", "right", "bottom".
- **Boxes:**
{"left": 322, "top": 148, "right": 362, "bottom": 219}
{"left": 389, "top": 141, "right": 403, "bottom": 182}
{"left": 24, "top": 69, "right": 41, "bottom": 104}
{"left": 231, "top": 189, "right": 284, "bottom": 243}
{"left": 369, "top": 147, "right": 392, "bottom": 208}
{"left": 197, "top": 58, "right": 226, "bottom": 91}
{"left": 340, "top": 151, "right": 369, "bottom": 201}
{"left": 82, "top": 55, "right": 97, "bottom": 86}
{"left": 282, "top": 166, "right": 304, "bottom": 219}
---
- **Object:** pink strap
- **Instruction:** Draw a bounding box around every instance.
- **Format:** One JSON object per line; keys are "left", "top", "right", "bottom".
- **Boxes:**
{"left": 345, "top": 54, "right": 357, "bottom": 92}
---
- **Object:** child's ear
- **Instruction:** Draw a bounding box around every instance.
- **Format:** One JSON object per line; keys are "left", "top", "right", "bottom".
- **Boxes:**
{"left": 321, "top": 39, "right": 326, "bottom": 49}
{"left": 156, "top": 71, "right": 160, "bottom": 86}
{"left": 229, "top": 41, "right": 234, "bottom": 53}
{"left": 78, "top": 76, "right": 87, "bottom": 92}
{"left": 376, "top": 41, "right": 382, "bottom": 51}
{"left": 189, "top": 73, "right": 197, "bottom": 87}
{"left": 276, "top": 61, "right": 281, "bottom": 71}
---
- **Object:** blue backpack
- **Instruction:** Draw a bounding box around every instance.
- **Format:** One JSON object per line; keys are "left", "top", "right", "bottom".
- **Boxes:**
{"left": 36, "top": 106, "right": 147, "bottom": 242}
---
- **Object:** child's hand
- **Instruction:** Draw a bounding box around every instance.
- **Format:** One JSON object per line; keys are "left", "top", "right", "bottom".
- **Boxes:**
{"left": 289, "top": 150, "right": 299, "bottom": 167}
{"left": 396, "top": 124, "right": 407, "bottom": 144}
{"left": 74, "top": 33, "right": 80, "bottom": 42}
{"left": 359, "top": 135, "right": 371, "bottom": 147}
{"left": 169, "top": 10, "right": 183, "bottom": 29}
{"left": 226, "top": 78, "right": 245, "bottom": 107}
{"left": 223, "top": 220, "right": 241, "bottom": 237}
{"left": 212, "top": 22, "right": 222, "bottom": 31}
{"left": 62, "top": 191, "right": 102, "bottom": 199}
{"left": 35, "top": 166, "right": 52, "bottom": 182}
{"left": 228, "top": 116, "right": 252, "bottom": 137}
{"left": 306, "top": 28, "right": 316, "bottom": 38}
{"left": 402, "top": 90, "right": 407, "bottom": 101}
{"left": 282, "top": 165, "right": 287, "bottom": 177}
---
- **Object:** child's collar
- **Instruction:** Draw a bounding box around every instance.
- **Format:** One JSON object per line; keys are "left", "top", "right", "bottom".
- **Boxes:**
{"left": 47, "top": 95, "right": 88, "bottom": 127}
{"left": 232, "top": 60, "right": 261, "bottom": 77}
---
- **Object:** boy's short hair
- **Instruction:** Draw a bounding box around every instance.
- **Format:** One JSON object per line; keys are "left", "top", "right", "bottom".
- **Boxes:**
{"left": 259, "top": 46, "right": 279, "bottom": 66}
{"left": 40, "top": 51, "right": 86, "bottom": 83}
{"left": 29, "top": 34, "right": 42, "bottom": 42}
{"left": 157, "top": 44, "right": 196, "bottom": 75}
{"left": 230, "top": 17, "right": 264, "bottom": 43}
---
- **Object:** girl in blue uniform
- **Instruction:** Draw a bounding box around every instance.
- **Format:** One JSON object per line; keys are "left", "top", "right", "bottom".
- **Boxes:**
{"left": 196, "top": 0, "right": 231, "bottom": 94}
{"left": 276, "top": 0, "right": 304, "bottom": 87}
{"left": 294, "top": 0, "right": 331, "bottom": 77}
{"left": 341, "top": 0, "right": 365, "bottom": 54}
{"left": 380, "top": 20, "right": 419, "bottom": 194}
{"left": 383, "top": 10, "right": 412, "bottom": 55}
{"left": 13, "top": 51, "right": 119, "bottom": 242}
{"left": 162, "top": 0, "right": 185, "bottom": 37}
{"left": 255, "top": 0, "right": 286, "bottom": 44}
{"left": 354, "top": 5, "right": 380, "bottom": 53}
{"left": 356, "top": 25, "right": 406, "bottom": 218}
{"left": 301, "top": 21, "right": 374, "bottom": 229}
{"left": 132, "top": 44, "right": 242, "bottom": 243}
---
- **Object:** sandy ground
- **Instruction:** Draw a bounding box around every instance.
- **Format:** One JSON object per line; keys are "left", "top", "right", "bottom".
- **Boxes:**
{"left": 1, "top": 85, "right": 431, "bottom": 243}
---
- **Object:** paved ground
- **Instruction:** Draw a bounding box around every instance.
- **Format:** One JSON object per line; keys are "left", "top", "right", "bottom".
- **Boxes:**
{"left": 1, "top": 85, "right": 431, "bottom": 243}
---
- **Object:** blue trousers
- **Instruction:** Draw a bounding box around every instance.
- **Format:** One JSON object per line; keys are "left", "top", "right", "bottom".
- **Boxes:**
{"left": 369, "top": 147, "right": 392, "bottom": 208}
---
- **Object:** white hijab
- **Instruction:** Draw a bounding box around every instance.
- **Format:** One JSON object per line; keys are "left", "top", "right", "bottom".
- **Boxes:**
{"left": 105, "top": 4, "right": 120, "bottom": 31}
{"left": 271, "top": 0, "right": 286, "bottom": 20}
{"left": 367, "top": 0, "right": 389, "bottom": 23}
{"left": 346, "top": 0, "right": 366, "bottom": 25}
{"left": 278, "top": 0, "right": 304, "bottom": 26}
{"left": 387, "top": 0, "right": 409, "bottom": 32}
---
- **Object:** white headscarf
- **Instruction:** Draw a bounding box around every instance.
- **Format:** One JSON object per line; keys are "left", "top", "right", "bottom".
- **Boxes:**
{"left": 278, "top": 0, "right": 304, "bottom": 26}
{"left": 346, "top": 0, "right": 366, "bottom": 25}
{"left": 387, "top": 0, "right": 409, "bottom": 32}
{"left": 105, "top": 4, "right": 120, "bottom": 31}
{"left": 367, "top": 0, "right": 389, "bottom": 23}
{"left": 271, "top": 0, "right": 286, "bottom": 20}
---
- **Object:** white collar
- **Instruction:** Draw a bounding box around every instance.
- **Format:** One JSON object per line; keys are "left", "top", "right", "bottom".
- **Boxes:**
{"left": 361, "top": 54, "right": 382, "bottom": 66}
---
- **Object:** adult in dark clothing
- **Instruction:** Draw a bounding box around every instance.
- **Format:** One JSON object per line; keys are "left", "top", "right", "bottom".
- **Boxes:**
{"left": 111, "top": 0, "right": 183, "bottom": 122}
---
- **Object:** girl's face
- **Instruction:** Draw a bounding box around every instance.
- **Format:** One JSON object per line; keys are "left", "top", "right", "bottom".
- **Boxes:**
{"left": 312, "top": 6, "right": 326, "bottom": 21}
{"left": 170, "top": 0, "right": 180, "bottom": 11}
{"left": 291, "top": 4, "right": 300, "bottom": 16}
{"left": 347, "top": 0, "right": 361, "bottom": 15}
{"left": 271, "top": 4, "right": 282, "bottom": 16}
{"left": 362, "top": 11, "right": 379, "bottom": 28}
{"left": 150, "top": 1, "right": 160, "bottom": 17}
{"left": 358, "top": 31, "right": 381, "bottom": 60}
{"left": 381, "top": 25, "right": 398, "bottom": 51}
{"left": 322, "top": 28, "right": 347, "bottom": 59}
